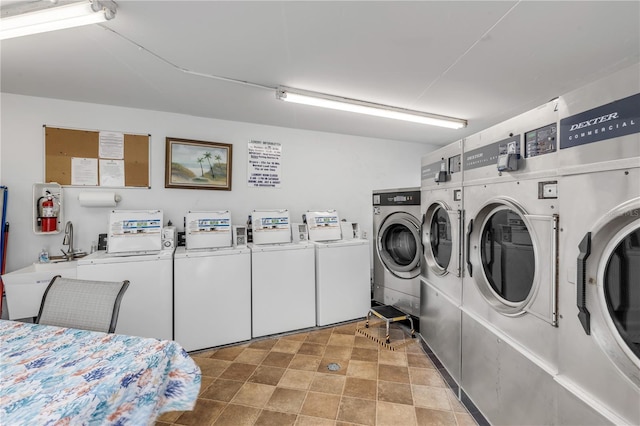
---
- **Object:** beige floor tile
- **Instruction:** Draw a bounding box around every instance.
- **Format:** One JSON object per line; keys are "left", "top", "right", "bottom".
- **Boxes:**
{"left": 212, "top": 403, "right": 261, "bottom": 425}
{"left": 407, "top": 353, "right": 433, "bottom": 368}
{"left": 295, "top": 415, "right": 337, "bottom": 426}
{"left": 414, "top": 407, "right": 458, "bottom": 426}
{"left": 411, "top": 385, "right": 451, "bottom": 410}
{"left": 376, "top": 401, "right": 418, "bottom": 426}
{"left": 323, "top": 345, "right": 353, "bottom": 360}
{"left": 378, "top": 350, "right": 408, "bottom": 366}
{"left": 234, "top": 348, "right": 269, "bottom": 365}
{"left": 262, "top": 351, "right": 295, "bottom": 368}
{"left": 305, "top": 331, "right": 332, "bottom": 345}
{"left": 230, "top": 382, "right": 276, "bottom": 408}
{"left": 174, "top": 399, "right": 226, "bottom": 425}
{"left": 195, "top": 358, "right": 232, "bottom": 378}
{"left": 198, "top": 376, "right": 215, "bottom": 395}
{"left": 345, "top": 360, "right": 377, "bottom": 380}
{"left": 455, "top": 411, "right": 479, "bottom": 426}
{"left": 300, "top": 391, "right": 341, "bottom": 420}
{"left": 265, "top": 387, "right": 307, "bottom": 413}
{"left": 211, "top": 345, "right": 246, "bottom": 361}
{"left": 218, "top": 362, "right": 257, "bottom": 381}
{"left": 408, "top": 367, "right": 446, "bottom": 387}
{"left": 279, "top": 369, "right": 315, "bottom": 390}
{"left": 309, "top": 373, "right": 346, "bottom": 395}
{"left": 289, "top": 354, "right": 322, "bottom": 371}
{"left": 378, "top": 381, "right": 413, "bottom": 405}
{"left": 200, "top": 378, "right": 244, "bottom": 402}
{"left": 333, "top": 322, "right": 358, "bottom": 335}
{"left": 190, "top": 349, "right": 217, "bottom": 358}
{"left": 282, "top": 332, "right": 309, "bottom": 341}
{"left": 343, "top": 377, "right": 377, "bottom": 400}
{"left": 378, "top": 364, "right": 410, "bottom": 384}
{"left": 350, "top": 347, "right": 378, "bottom": 363}
{"left": 354, "top": 335, "right": 380, "bottom": 349}
{"left": 336, "top": 396, "right": 376, "bottom": 426}
{"left": 249, "top": 339, "right": 279, "bottom": 350}
{"left": 328, "top": 334, "right": 355, "bottom": 347}
{"left": 273, "top": 339, "right": 304, "bottom": 353}
{"left": 298, "top": 342, "right": 326, "bottom": 357}
{"left": 248, "top": 365, "right": 286, "bottom": 386}
{"left": 254, "top": 409, "right": 298, "bottom": 426}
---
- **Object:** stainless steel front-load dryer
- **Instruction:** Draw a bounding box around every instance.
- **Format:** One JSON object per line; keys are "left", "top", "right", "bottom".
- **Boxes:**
{"left": 372, "top": 188, "right": 421, "bottom": 317}
{"left": 555, "top": 64, "right": 640, "bottom": 426}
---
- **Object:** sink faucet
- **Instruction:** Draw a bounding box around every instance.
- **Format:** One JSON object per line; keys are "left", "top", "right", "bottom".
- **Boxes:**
{"left": 61, "top": 221, "right": 74, "bottom": 260}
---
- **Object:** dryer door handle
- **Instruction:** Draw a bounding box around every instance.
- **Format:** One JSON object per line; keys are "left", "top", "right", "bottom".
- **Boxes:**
{"left": 466, "top": 219, "right": 473, "bottom": 277}
{"left": 420, "top": 213, "right": 427, "bottom": 253}
{"left": 577, "top": 232, "right": 591, "bottom": 335}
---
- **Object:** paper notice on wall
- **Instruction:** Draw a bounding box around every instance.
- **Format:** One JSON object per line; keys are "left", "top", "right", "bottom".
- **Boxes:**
{"left": 71, "top": 157, "right": 98, "bottom": 186}
{"left": 99, "top": 131, "right": 125, "bottom": 159}
{"left": 247, "top": 140, "right": 282, "bottom": 188}
{"left": 99, "top": 159, "right": 125, "bottom": 187}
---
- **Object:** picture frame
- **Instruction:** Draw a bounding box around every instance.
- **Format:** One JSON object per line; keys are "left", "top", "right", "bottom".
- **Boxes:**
{"left": 165, "top": 137, "right": 232, "bottom": 190}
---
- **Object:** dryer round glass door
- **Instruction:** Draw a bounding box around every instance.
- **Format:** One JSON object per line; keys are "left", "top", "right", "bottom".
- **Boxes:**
{"left": 423, "top": 202, "right": 457, "bottom": 276}
{"left": 377, "top": 212, "right": 421, "bottom": 279}
{"left": 468, "top": 198, "right": 556, "bottom": 318}
{"left": 604, "top": 226, "right": 640, "bottom": 360}
{"left": 480, "top": 208, "right": 534, "bottom": 303}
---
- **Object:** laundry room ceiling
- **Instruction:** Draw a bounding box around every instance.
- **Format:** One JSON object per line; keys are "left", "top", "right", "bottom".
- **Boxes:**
{"left": 1, "top": 1, "right": 639, "bottom": 145}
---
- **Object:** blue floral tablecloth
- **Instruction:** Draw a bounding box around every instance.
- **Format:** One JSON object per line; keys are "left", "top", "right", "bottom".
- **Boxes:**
{"left": 0, "top": 320, "right": 201, "bottom": 425}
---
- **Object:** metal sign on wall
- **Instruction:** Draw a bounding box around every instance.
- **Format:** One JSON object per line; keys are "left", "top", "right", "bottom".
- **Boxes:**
{"left": 560, "top": 93, "right": 640, "bottom": 149}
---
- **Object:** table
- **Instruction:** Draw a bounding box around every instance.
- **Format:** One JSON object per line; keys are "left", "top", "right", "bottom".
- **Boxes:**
{"left": 0, "top": 320, "right": 201, "bottom": 425}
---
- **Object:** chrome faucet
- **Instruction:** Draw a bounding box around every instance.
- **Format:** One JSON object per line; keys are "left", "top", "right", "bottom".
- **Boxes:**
{"left": 61, "top": 221, "right": 74, "bottom": 260}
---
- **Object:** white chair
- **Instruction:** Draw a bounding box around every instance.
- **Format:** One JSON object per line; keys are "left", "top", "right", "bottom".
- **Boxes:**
{"left": 36, "top": 275, "right": 129, "bottom": 333}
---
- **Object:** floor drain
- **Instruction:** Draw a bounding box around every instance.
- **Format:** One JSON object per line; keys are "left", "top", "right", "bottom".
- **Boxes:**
{"left": 327, "top": 362, "right": 341, "bottom": 371}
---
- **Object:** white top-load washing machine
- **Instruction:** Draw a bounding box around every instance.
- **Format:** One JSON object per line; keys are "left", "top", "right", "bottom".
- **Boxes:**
{"left": 304, "top": 210, "right": 370, "bottom": 326}
{"left": 555, "top": 64, "right": 640, "bottom": 426}
{"left": 77, "top": 209, "right": 173, "bottom": 340}
{"left": 249, "top": 209, "right": 316, "bottom": 337}
{"left": 372, "top": 188, "right": 422, "bottom": 316}
{"left": 419, "top": 141, "right": 464, "bottom": 385}
{"left": 174, "top": 211, "right": 251, "bottom": 352}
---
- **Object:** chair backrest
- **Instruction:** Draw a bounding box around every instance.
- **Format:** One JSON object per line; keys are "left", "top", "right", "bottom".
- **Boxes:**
{"left": 36, "top": 275, "right": 130, "bottom": 333}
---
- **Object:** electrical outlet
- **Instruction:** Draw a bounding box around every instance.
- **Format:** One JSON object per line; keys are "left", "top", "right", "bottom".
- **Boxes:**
{"left": 362, "top": 231, "right": 368, "bottom": 239}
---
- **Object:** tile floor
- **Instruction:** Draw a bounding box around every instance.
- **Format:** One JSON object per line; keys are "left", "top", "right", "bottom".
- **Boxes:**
{"left": 156, "top": 319, "right": 478, "bottom": 426}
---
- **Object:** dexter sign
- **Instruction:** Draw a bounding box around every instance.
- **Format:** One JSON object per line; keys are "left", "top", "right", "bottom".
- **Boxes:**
{"left": 560, "top": 93, "right": 639, "bottom": 149}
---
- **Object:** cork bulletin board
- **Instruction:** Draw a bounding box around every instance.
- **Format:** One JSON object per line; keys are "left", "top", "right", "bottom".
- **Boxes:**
{"left": 44, "top": 126, "right": 150, "bottom": 188}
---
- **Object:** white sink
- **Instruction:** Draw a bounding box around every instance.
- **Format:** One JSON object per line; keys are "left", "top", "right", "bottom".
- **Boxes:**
{"left": 1, "top": 261, "right": 78, "bottom": 320}
{"left": 33, "top": 260, "right": 78, "bottom": 272}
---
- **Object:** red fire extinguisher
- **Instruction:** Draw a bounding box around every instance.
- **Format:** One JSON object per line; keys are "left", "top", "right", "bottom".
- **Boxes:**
{"left": 38, "top": 194, "right": 57, "bottom": 232}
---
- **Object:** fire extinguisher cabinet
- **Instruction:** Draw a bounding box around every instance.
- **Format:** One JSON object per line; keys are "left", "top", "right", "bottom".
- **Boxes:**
{"left": 33, "top": 183, "right": 63, "bottom": 235}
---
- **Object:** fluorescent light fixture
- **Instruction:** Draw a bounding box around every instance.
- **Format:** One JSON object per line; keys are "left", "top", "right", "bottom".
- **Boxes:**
{"left": 0, "top": 0, "right": 117, "bottom": 41}
{"left": 276, "top": 86, "right": 467, "bottom": 129}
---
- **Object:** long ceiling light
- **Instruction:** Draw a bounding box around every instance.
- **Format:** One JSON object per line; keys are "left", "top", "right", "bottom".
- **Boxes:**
{"left": 276, "top": 86, "right": 467, "bottom": 129}
{"left": 0, "top": 0, "right": 117, "bottom": 41}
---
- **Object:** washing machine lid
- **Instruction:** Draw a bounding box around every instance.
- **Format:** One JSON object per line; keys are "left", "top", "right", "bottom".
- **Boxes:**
{"left": 107, "top": 210, "right": 163, "bottom": 254}
{"left": 305, "top": 210, "right": 342, "bottom": 241}
{"left": 185, "top": 210, "right": 232, "bottom": 249}
{"left": 251, "top": 209, "right": 291, "bottom": 245}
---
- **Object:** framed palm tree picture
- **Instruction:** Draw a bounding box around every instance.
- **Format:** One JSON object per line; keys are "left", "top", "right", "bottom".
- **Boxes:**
{"left": 165, "top": 137, "right": 232, "bottom": 190}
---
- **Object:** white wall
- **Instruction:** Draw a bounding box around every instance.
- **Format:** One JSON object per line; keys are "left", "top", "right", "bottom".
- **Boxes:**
{"left": 0, "top": 93, "right": 436, "bottom": 272}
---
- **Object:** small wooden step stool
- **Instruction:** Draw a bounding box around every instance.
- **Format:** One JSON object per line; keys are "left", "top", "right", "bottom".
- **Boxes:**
{"left": 365, "top": 305, "right": 415, "bottom": 344}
